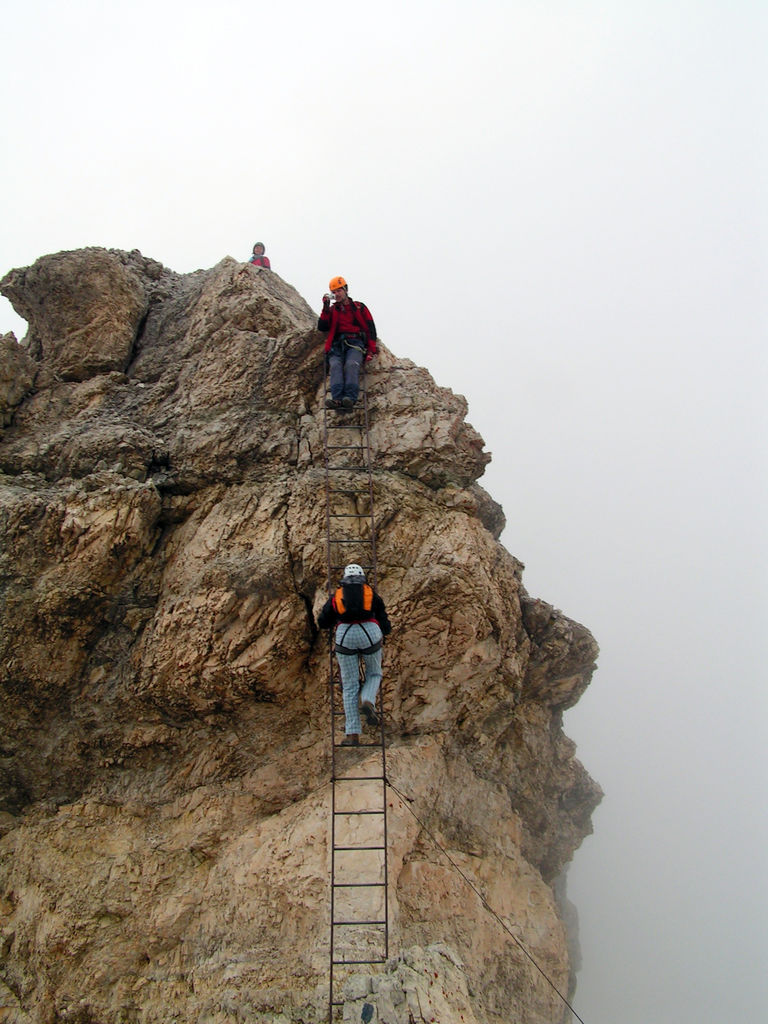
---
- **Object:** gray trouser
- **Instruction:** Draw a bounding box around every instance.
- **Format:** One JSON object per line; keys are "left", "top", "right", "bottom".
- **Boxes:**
{"left": 334, "top": 622, "right": 383, "bottom": 734}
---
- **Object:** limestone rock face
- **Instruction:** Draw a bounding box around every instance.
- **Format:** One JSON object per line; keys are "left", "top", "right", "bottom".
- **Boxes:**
{"left": 0, "top": 248, "right": 156, "bottom": 379}
{"left": 0, "top": 250, "right": 601, "bottom": 1024}
{"left": 0, "top": 332, "right": 35, "bottom": 426}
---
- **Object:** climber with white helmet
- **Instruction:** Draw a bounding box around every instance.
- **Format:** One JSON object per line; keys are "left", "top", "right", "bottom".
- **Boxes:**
{"left": 317, "top": 563, "right": 391, "bottom": 746}
{"left": 318, "top": 276, "right": 377, "bottom": 409}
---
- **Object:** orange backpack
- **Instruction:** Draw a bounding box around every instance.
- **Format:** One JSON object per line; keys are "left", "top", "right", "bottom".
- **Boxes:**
{"left": 333, "top": 582, "right": 374, "bottom": 616}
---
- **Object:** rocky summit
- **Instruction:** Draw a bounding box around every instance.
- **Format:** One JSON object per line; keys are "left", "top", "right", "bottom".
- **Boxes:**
{"left": 0, "top": 249, "right": 601, "bottom": 1024}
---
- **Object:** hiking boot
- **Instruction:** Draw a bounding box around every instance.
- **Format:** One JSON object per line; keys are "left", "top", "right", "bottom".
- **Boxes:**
{"left": 361, "top": 701, "right": 379, "bottom": 727}
{"left": 341, "top": 397, "right": 354, "bottom": 408}
{"left": 341, "top": 734, "right": 359, "bottom": 746}
{"left": 326, "top": 397, "right": 339, "bottom": 409}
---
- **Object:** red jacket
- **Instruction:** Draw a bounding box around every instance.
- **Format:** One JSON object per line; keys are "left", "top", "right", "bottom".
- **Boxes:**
{"left": 249, "top": 255, "right": 271, "bottom": 268}
{"left": 318, "top": 298, "right": 377, "bottom": 356}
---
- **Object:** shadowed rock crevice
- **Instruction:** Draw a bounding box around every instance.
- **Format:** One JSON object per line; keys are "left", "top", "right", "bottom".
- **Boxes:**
{"left": 0, "top": 248, "right": 601, "bottom": 1024}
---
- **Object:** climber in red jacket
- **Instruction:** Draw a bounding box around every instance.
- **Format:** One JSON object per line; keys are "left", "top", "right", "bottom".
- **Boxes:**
{"left": 248, "top": 242, "right": 271, "bottom": 269}
{"left": 318, "top": 276, "right": 377, "bottom": 409}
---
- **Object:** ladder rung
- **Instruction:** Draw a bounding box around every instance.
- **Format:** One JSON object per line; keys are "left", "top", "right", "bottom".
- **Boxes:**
{"left": 335, "top": 745, "right": 385, "bottom": 753}
{"left": 333, "top": 775, "right": 385, "bottom": 782}
{"left": 329, "top": 513, "right": 370, "bottom": 518}
{"left": 331, "top": 958, "right": 388, "bottom": 966}
{"left": 334, "top": 845, "right": 386, "bottom": 852}
{"left": 333, "top": 919, "right": 387, "bottom": 927}
{"left": 333, "top": 882, "right": 386, "bottom": 888}
{"left": 333, "top": 809, "right": 384, "bottom": 816}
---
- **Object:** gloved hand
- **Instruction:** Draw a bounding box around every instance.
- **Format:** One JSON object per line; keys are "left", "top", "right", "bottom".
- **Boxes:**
{"left": 365, "top": 353, "right": 373, "bottom": 362}
{"left": 322, "top": 294, "right": 331, "bottom": 308}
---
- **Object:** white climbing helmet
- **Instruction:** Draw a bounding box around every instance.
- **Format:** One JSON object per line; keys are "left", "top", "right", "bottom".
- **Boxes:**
{"left": 342, "top": 563, "right": 366, "bottom": 582}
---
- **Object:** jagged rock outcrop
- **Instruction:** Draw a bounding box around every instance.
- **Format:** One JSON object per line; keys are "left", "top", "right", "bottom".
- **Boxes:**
{"left": 0, "top": 249, "right": 601, "bottom": 1024}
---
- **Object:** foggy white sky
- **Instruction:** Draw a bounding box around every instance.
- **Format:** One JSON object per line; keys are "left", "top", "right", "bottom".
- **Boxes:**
{"left": 2, "top": 2, "right": 766, "bottom": 1021}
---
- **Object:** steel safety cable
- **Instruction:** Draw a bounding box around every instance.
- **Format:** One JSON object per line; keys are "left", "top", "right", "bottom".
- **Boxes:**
{"left": 385, "top": 778, "right": 588, "bottom": 1024}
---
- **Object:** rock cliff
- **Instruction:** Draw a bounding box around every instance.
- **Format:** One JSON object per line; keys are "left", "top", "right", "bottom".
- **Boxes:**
{"left": 0, "top": 249, "right": 601, "bottom": 1024}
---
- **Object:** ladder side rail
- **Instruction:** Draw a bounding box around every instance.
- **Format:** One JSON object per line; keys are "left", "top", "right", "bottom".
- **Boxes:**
{"left": 329, "top": 659, "right": 337, "bottom": 1024}
{"left": 361, "top": 368, "right": 378, "bottom": 590}
{"left": 324, "top": 370, "right": 338, "bottom": 1023}
{"left": 362, "top": 366, "right": 389, "bottom": 958}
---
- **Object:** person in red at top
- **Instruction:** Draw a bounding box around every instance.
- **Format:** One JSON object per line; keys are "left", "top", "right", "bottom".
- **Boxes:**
{"left": 248, "top": 242, "right": 271, "bottom": 269}
{"left": 318, "top": 276, "right": 377, "bottom": 409}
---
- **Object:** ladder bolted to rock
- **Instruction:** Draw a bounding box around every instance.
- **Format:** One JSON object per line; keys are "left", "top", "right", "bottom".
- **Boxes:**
{"left": 322, "top": 370, "right": 390, "bottom": 1022}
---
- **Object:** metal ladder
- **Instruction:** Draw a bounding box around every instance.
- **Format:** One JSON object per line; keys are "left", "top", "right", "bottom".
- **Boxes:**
{"left": 322, "top": 370, "right": 389, "bottom": 1022}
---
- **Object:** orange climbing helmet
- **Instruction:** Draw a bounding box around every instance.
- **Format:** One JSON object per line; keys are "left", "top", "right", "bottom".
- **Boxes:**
{"left": 329, "top": 275, "right": 347, "bottom": 292}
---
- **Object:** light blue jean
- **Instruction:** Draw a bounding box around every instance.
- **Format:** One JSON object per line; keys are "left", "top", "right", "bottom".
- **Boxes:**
{"left": 335, "top": 622, "right": 383, "bottom": 734}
